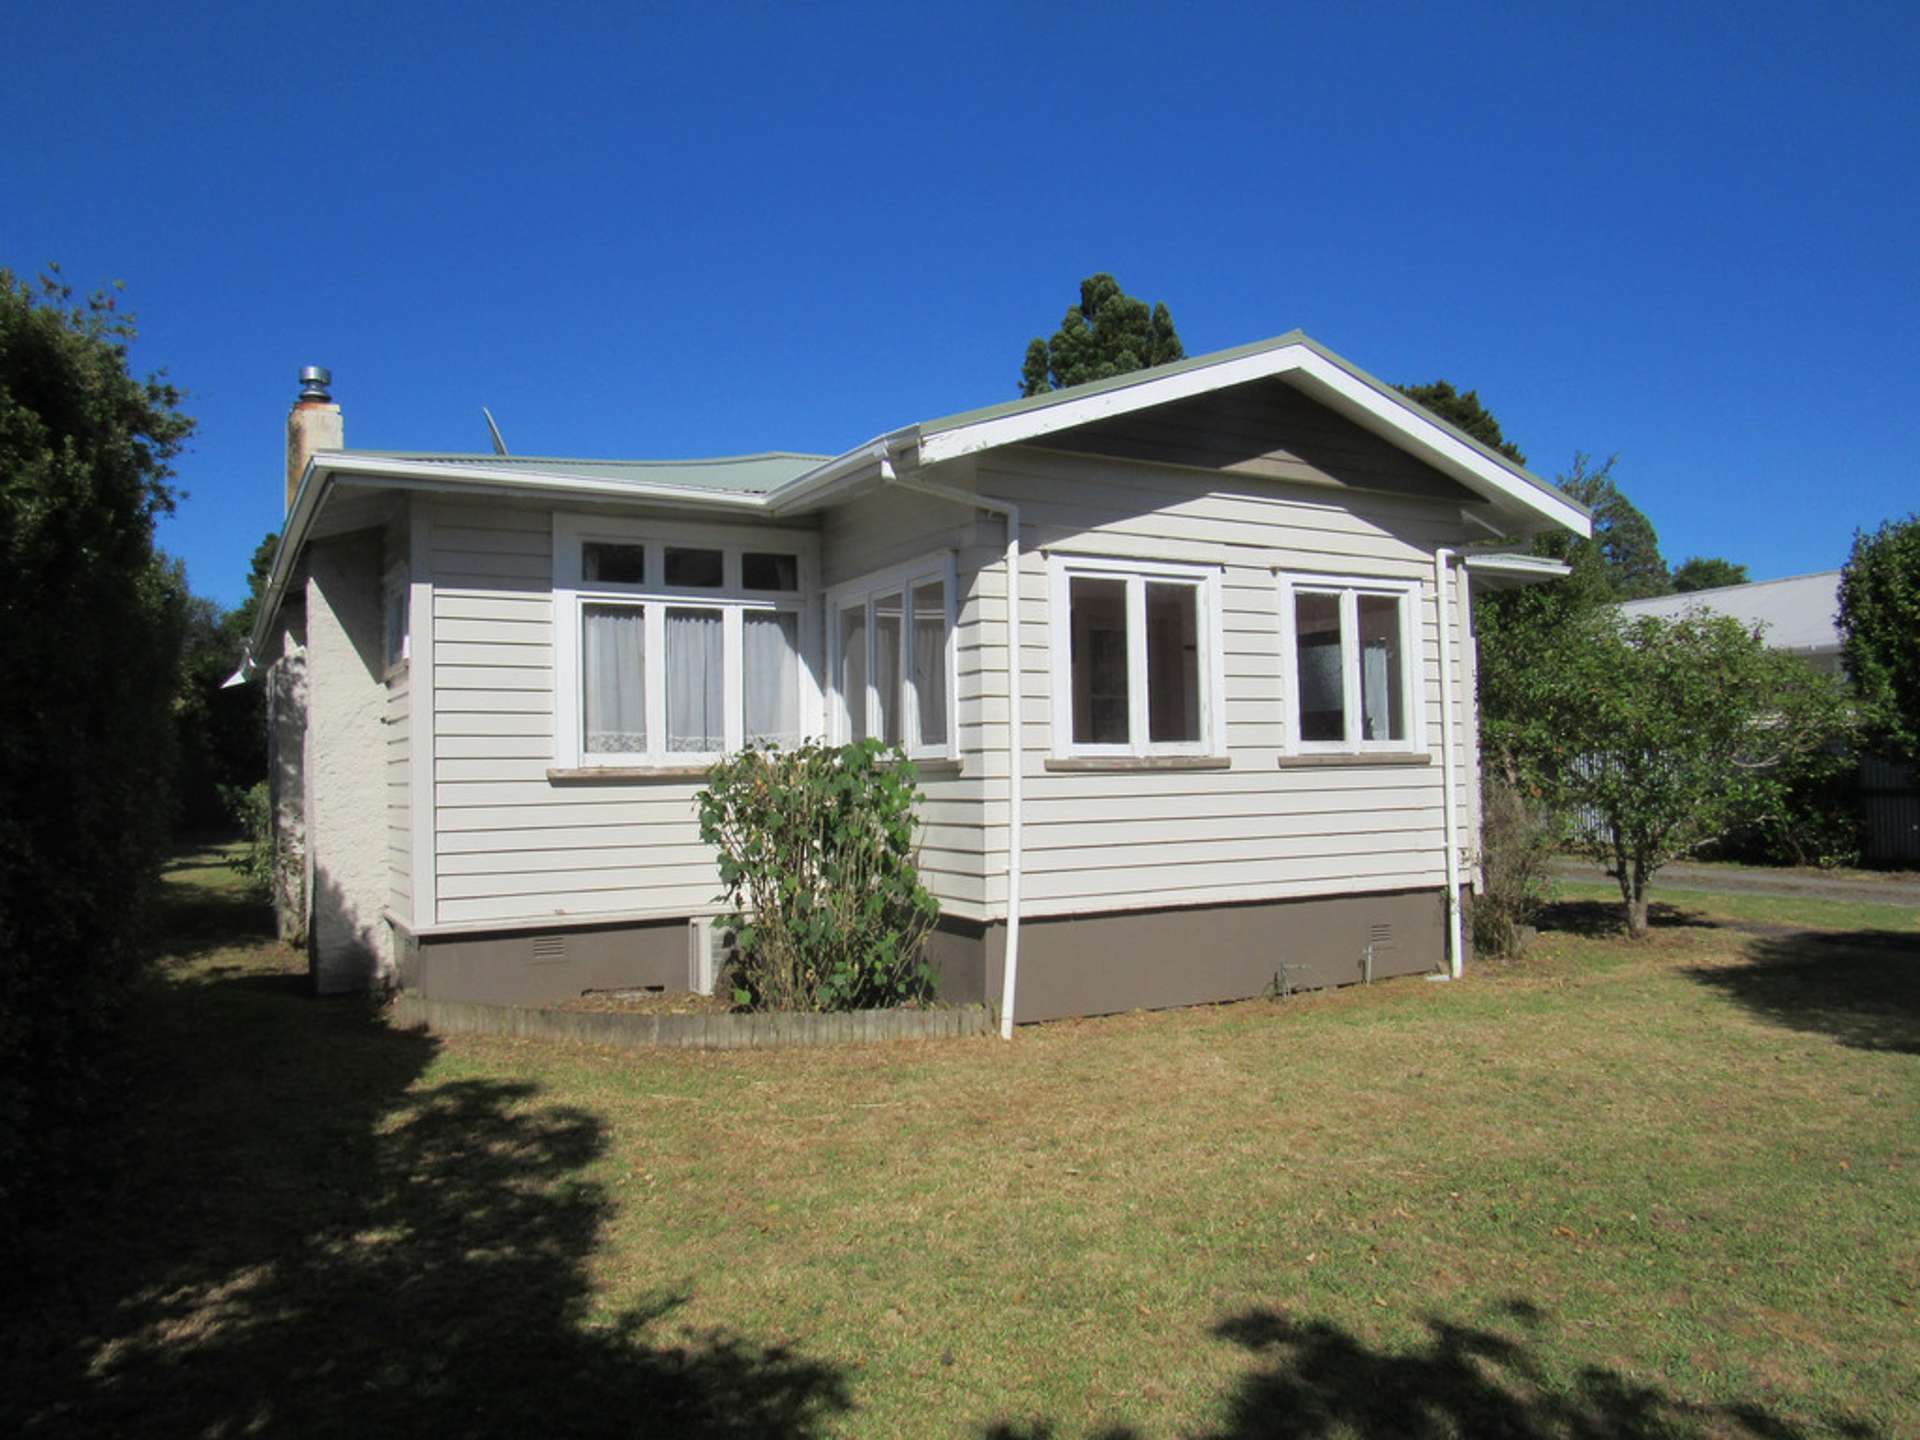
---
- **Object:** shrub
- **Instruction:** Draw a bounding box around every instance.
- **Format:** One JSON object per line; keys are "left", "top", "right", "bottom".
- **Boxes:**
{"left": 222, "top": 781, "right": 276, "bottom": 899}
{"left": 697, "top": 740, "right": 940, "bottom": 1012}
{"left": 0, "top": 268, "right": 193, "bottom": 1218}
{"left": 1472, "top": 776, "right": 1560, "bottom": 958}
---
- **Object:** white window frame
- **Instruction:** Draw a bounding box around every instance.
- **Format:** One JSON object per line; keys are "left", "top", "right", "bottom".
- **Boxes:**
{"left": 381, "top": 561, "right": 410, "bottom": 679}
{"left": 552, "top": 514, "right": 821, "bottom": 769}
{"left": 824, "top": 551, "right": 960, "bottom": 762}
{"left": 1275, "top": 571, "right": 1426, "bottom": 756}
{"left": 1047, "top": 553, "right": 1227, "bottom": 760}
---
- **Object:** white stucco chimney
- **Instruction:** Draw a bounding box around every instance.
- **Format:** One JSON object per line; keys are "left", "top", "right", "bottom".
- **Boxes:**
{"left": 286, "top": 365, "right": 342, "bottom": 512}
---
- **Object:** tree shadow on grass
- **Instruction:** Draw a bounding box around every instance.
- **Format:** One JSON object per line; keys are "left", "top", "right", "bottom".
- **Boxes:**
{"left": 0, "top": 862, "right": 849, "bottom": 1437}
{"left": 1537, "top": 898, "right": 1719, "bottom": 940}
{"left": 981, "top": 1301, "right": 1876, "bottom": 1440}
{"left": 1686, "top": 928, "right": 1920, "bottom": 1055}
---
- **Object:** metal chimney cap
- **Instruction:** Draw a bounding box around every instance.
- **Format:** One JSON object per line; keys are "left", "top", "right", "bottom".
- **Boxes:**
{"left": 298, "top": 365, "right": 333, "bottom": 402}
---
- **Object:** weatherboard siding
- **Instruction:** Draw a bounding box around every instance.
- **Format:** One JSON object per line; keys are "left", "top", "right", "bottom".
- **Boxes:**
{"left": 820, "top": 473, "right": 995, "bottom": 914}
{"left": 963, "top": 446, "right": 1472, "bottom": 919}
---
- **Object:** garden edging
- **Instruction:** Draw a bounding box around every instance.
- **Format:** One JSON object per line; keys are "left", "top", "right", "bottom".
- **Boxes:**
{"left": 389, "top": 994, "right": 994, "bottom": 1050}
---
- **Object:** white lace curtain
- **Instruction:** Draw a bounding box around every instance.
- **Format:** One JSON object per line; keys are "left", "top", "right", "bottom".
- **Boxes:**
{"left": 583, "top": 605, "right": 646, "bottom": 754}
{"left": 743, "top": 611, "right": 799, "bottom": 748}
{"left": 666, "top": 608, "right": 724, "bottom": 753}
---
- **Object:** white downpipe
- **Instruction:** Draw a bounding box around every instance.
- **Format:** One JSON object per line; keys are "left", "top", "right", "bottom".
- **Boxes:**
{"left": 877, "top": 461, "right": 1024, "bottom": 1039}
{"left": 1434, "top": 548, "right": 1464, "bottom": 980}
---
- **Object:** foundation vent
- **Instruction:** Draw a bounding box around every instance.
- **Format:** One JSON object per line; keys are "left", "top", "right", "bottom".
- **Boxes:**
{"left": 1369, "top": 922, "right": 1395, "bottom": 950}
{"left": 530, "top": 934, "right": 568, "bottom": 966}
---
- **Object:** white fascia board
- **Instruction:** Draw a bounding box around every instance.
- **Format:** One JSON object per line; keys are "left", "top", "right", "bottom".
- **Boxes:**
{"left": 764, "top": 435, "right": 905, "bottom": 514}
{"left": 911, "top": 343, "right": 1592, "bottom": 539}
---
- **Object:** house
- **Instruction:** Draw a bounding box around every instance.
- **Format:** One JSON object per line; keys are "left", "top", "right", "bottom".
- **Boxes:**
{"left": 1617, "top": 571, "right": 1846, "bottom": 676}
{"left": 238, "top": 333, "right": 1591, "bottom": 1033}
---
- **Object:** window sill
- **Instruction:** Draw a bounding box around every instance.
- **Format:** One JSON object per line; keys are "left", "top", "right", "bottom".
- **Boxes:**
{"left": 909, "top": 757, "right": 964, "bottom": 777}
{"left": 1043, "top": 755, "right": 1232, "bottom": 773}
{"left": 547, "top": 765, "right": 713, "bottom": 784}
{"left": 1277, "top": 752, "right": 1432, "bottom": 769}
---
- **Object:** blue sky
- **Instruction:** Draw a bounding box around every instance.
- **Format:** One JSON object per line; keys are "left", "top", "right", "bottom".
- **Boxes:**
{"left": 7, "top": 2, "right": 1915, "bottom": 607}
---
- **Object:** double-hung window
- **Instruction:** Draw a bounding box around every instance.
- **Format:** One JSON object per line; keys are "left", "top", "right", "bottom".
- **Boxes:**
{"left": 1047, "top": 554, "right": 1226, "bottom": 759}
{"left": 826, "top": 553, "right": 958, "bottom": 761}
{"left": 553, "top": 516, "right": 818, "bottom": 769}
{"left": 1276, "top": 573, "right": 1422, "bottom": 755}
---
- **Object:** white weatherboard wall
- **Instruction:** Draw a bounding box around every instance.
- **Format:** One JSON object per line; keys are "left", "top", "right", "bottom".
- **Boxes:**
{"left": 415, "top": 441, "right": 1482, "bottom": 935}
{"left": 818, "top": 473, "right": 999, "bottom": 916}
{"left": 425, "top": 501, "right": 828, "bottom": 927}
{"left": 961, "top": 446, "right": 1476, "bottom": 920}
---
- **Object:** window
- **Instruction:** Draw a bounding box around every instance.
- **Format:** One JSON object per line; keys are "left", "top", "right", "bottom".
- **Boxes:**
{"left": 827, "top": 554, "right": 957, "bottom": 760}
{"left": 1048, "top": 555, "right": 1224, "bottom": 758}
{"left": 1277, "top": 574, "right": 1422, "bottom": 754}
{"left": 382, "top": 563, "right": 409, "bottom": 677}
{"left": 553, "top": 516, "right": 818, "bottom": 768}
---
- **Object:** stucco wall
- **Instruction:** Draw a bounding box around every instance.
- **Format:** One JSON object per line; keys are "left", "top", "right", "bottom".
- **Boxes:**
{"left": 304, "top": 534, "right": 396, "bottom": 992}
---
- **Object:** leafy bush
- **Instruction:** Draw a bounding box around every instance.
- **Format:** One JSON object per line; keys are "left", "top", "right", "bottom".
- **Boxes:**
{"left": 222, "top": 782, "right": 276, "bottom": 899}
{"left": 0, "top": 268, "right": 193, "bottom": 1218}
{"left": 697, "top": 740, "right": 940, "bottom": 1012}
{"left": 1472, "top": 776, "right": 1561, "bottom": 958}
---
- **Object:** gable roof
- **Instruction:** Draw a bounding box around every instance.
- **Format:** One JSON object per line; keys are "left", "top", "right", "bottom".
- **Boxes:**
{"left": 243, "top": 331, "right": 1592, "bottom": 676}
{"left": 1617, "top": 571, "right": 1843, "bottom": 655}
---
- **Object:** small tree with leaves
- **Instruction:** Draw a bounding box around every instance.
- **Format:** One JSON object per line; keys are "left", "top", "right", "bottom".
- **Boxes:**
{"left": 1020, "top": 273, "right": 1183, "bottom": 396}
{"left": 1671, "top": 556, "right": 1749, "bottom": 593}
{"left": 1523, "top": 609, "right": 1852, "bottom": 937}
{"left": 1838, "top": 513, "right": 1920, "bottom": 764}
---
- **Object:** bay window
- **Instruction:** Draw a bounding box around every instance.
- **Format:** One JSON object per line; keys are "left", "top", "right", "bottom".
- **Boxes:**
{"left": 1047, "top": 554, "right": 1225, "bottom": 759}
{"left": 1277, "top": 573, "right": 1422, "bottom": 755}
{"left": 553, "top": 516, "right": 818, "bottom": 770}
{"left": 826, "top": 554, "right": 958, "bottom": 761}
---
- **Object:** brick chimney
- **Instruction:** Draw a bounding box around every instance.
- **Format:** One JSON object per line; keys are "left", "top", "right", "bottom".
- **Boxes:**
{"left": 286, "top": 365, "right": 342, "bottom": 512}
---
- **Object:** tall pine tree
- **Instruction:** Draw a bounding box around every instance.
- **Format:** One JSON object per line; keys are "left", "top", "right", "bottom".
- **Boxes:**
{"left": 1020, "top": 274, "right": 1184, "bottom": 396}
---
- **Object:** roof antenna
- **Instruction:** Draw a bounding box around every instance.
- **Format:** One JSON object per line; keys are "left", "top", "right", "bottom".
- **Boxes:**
{"left": 482, "top": 407, "right": 509, "bottom": 456}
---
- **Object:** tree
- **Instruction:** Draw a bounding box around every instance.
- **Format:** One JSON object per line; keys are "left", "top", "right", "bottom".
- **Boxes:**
{"left": 1520, "top": 609, "right": 1851, "bottom": 937}
{"left": 1395, "top": 380, "right": 1526, "bottom": 465}
{"left": 222, "top": 530, "right": 279, "bottom": 654}
{"left": 1020, "top": 273, "right": 1183, "bottom": 396}
{"left": 1671, "top": 556, "right": 1749, "bottom": 593}
{"left": 1838, "top": 513, "right": 1920, "bottom": 763}
{"left": 0, "top": 266, "right": 193, "bottom": 1213}
{"left": 1555, "top": 454, "right": 1670, "bottom": 600}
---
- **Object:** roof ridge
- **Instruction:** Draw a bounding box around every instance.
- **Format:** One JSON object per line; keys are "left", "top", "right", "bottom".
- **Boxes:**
{"left": 342, "top": 448, "right": 831, "bottom": 466}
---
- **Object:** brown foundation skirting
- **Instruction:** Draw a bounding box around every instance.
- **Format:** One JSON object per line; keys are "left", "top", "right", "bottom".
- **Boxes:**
{"left": 398, "top": 887, "right": 1467, "bottom": 1021}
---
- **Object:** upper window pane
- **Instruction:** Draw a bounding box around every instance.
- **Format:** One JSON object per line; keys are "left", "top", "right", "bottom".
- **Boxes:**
{"left": 1145, "top": 582, "right": 1200, "bottom": 744}
{"left": 743, "top": 611, "right": 800, "bottom": 749}
{"left": 582, "top": 603, "right": 646, "bottom": 754}
{"left": 664, "top": 607, "right": 724, "bottom": 752}
{"left": 873, "top": 593, "right": 903, "bottom": 747}
{"left": 1069, "top": 577, "right": 1130, "bottom": 746}
{"left": 583, "top": 542, "right": 646, "bottom": 585}
{"left": 1357, "top": 594, "right": 1406, "bottom": 742}
{"left": 839, "top": 605, "right": 868, "bottom": 742}
{"left": 911, "top": 581, "right": 948, "bottom": 749}
{"left": 1295, "top": 592, "right": 1345, "bottom": 744}
{"left": 742, "top": 552, "right": 800, "bottom": 592}
{"left": 664, "top": 547, "right": 724, "bottom": 587}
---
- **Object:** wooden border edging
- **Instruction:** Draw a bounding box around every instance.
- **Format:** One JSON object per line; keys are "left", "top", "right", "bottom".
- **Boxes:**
{"left": 389, "top": 995, "right": 995, "bottom": 1051}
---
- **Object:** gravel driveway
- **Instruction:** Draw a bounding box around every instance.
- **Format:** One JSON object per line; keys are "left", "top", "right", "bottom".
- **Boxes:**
{"left": 1549, "top": 856, "right": 1920, "bottom": 909}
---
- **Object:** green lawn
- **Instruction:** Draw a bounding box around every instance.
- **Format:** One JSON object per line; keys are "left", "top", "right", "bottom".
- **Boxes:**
{"left": 4, "top": 849, "right": 1915, "bottom": 1438}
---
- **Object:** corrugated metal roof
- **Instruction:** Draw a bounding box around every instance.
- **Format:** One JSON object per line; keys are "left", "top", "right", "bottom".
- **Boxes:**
{"left": 1617, "top": 571, "right": 1843, "bottom": 653}
{"left": 342, "top": 450, "right": 829, "bottom": 494}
